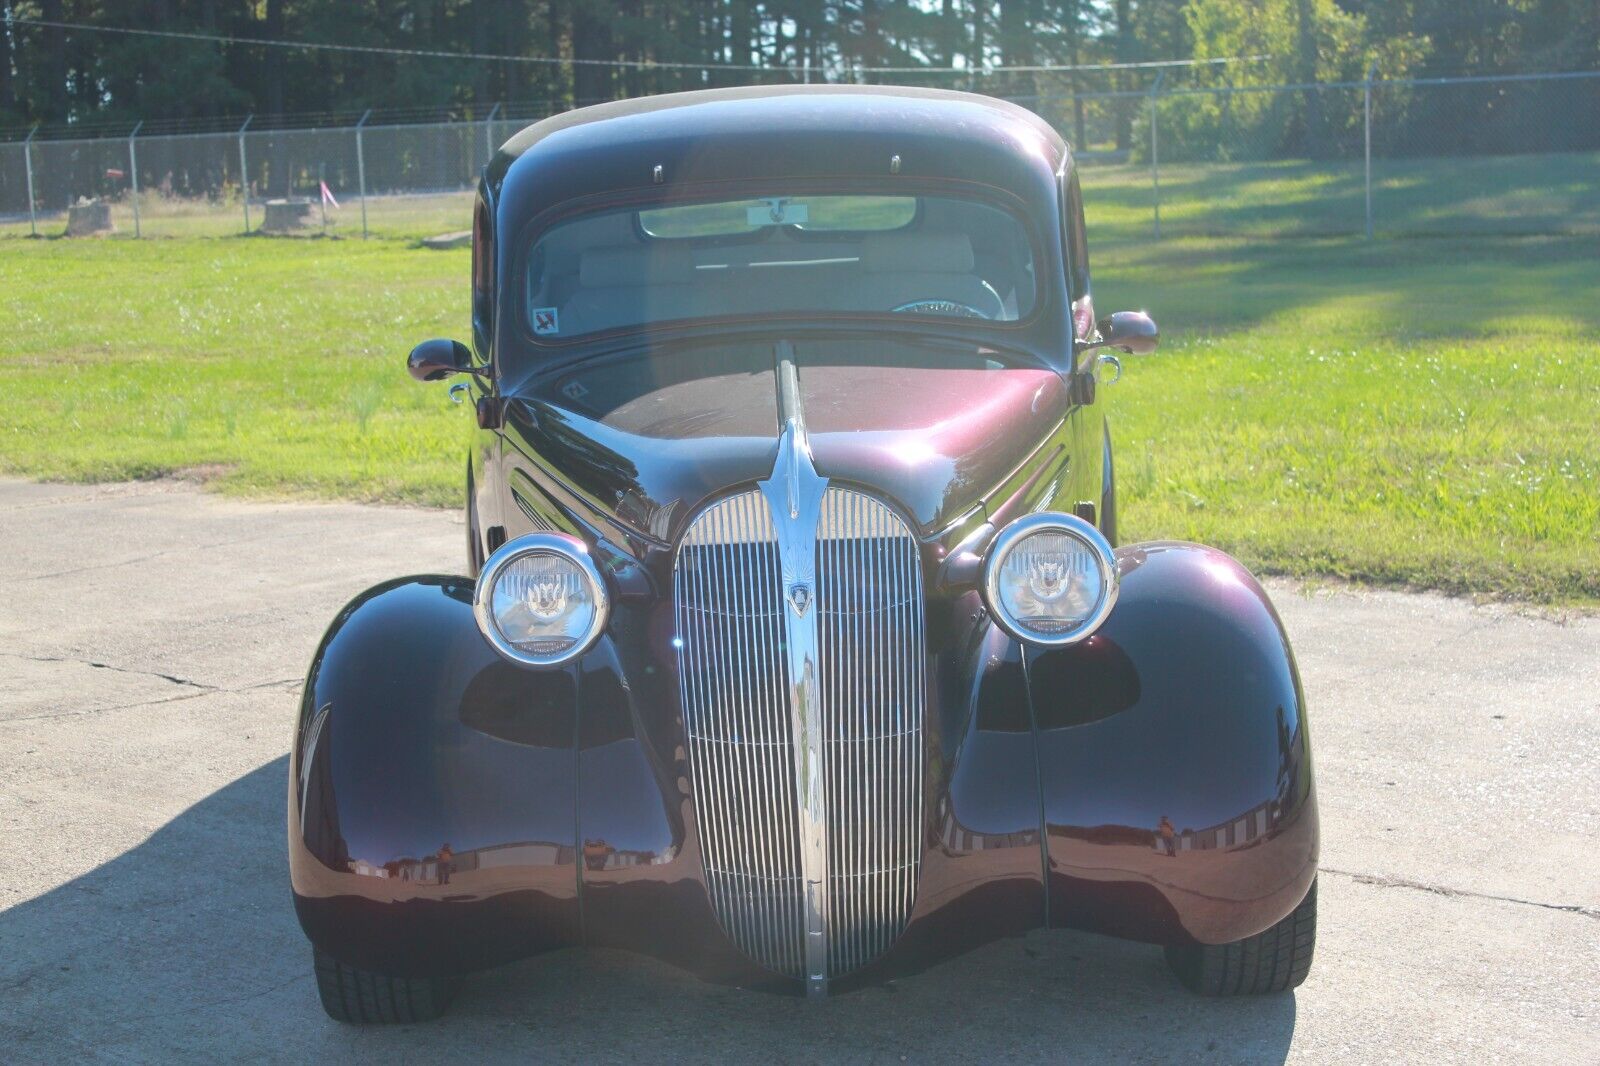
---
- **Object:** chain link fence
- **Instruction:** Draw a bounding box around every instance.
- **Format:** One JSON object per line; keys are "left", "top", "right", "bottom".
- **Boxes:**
{"left": 2, "top": 71, "right": 1596, "bottom": 242}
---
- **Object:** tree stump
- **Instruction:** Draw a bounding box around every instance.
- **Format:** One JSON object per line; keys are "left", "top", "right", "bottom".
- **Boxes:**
{"left": 65, "top": 200, "right": 114, "bottom": 237}
{"left": 261, "top": 199, "right": 315, "bottom": 234}
{"left": 421, "top": 230, "right": 472, "bottom": 250}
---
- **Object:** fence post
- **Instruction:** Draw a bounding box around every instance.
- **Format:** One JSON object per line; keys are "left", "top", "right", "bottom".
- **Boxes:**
{"left": 1364, "top": 62, "right": 1377, "bottom": 241}
{"left": 23, "top": 124, "right": 38, "bottom": 238}
{"left": 238, "top": 115, "right": 254, "bottom": 234}
{"left": 128, "top": 121, "right": 144, "bottom": 238}
{"left": 483, "top": 102, "right": 501, "bottom": 171}
{"left": 355, "top": 109, "right": 371, "bottom": 239}
{"left": 1149, "top": 72, "right": 1165, "bottom": 240}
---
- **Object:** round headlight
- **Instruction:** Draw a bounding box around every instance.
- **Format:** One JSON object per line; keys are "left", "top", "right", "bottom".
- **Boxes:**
{"left": 982, "top": 513, "right": 1118, "bottom": 646}
{"left": 473, "top": 534, "right": 609, "bottom": 668}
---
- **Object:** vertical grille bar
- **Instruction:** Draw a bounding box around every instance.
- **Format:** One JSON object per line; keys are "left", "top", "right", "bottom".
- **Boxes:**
{"left": 676, "top": 485, "right": 924, "bottom": 982}
{"left": 817, "top": 489, "right": 925, "bottom": 976}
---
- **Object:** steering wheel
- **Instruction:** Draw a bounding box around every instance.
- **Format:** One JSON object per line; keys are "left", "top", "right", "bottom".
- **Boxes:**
{"left": 891, "top": 299, "right": 992, "bottom": 320}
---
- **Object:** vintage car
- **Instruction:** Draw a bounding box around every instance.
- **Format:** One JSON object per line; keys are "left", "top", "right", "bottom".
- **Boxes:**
{"left": 289, "top": 85, "right": 1318, "bottom": 1023}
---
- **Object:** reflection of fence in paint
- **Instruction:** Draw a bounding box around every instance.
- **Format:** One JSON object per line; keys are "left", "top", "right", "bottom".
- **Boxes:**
{"left": 935, "top": 790, "right": 1042, "bottom": 853}
{"left": 1160, "top": 801, "right": 1278, "bottom": 854}
{"left": 346, "top": 837, "right": 673, "bottom": 886}
{"left": 2, "top": 70, "right": 1596, "bottom": 240}
{"left": 349, "top": 840, "right": 576, "bottom": 885}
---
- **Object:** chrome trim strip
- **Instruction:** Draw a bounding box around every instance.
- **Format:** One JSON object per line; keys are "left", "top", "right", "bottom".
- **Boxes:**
{"left": 757, "top": 418, "right": 831, "bottom": 997}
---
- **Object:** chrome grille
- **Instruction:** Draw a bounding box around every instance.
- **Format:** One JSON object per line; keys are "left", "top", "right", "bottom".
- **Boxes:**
{"left": 676, "top": 491, "right": 805, "bottom": 977}
{"left": 816, "top": 489, "right": 925, "bottom": 976}
{"left": 675, "top": 485, "right": 924, "bottom": 982}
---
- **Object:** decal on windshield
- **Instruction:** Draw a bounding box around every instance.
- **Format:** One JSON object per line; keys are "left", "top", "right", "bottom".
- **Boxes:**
{"left": 532, "top": 307, "right": 560, "bottom": 335}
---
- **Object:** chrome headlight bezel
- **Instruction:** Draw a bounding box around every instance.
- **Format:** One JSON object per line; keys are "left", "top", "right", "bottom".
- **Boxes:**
{"left": 981, "top": 512, "right": 1119, "bottom": 647}
{"left": 473, "top": 533, "right": 610, "bottom": 668}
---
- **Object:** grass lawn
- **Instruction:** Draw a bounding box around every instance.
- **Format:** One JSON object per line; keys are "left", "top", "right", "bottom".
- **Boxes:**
{"left": 0, "top": 237, "right": 472, "bottom": 506}
{"left": 1, "top": 231, "right": 1596, "bottom": 603}
{"left": 1080, "top": 151, "right": 1600, "bottom": 241}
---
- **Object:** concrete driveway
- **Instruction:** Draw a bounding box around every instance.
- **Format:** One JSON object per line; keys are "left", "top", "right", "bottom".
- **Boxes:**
{"left": 1, "top": 478, "right": 1595, "bottom": 1063}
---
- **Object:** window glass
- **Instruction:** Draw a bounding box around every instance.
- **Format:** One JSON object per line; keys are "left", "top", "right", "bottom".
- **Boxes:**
{"left": 1065, "top": 174, "right": 1090, "bottom": 300}
{"left": 522, "top": 192, "right": 1038, "bottom": 341}
{"left": 472, "top": 195, "right": 494, "bottom": 354}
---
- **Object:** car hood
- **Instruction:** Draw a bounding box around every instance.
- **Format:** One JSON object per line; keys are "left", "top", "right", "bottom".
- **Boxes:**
{"left": 505, "top": 342, "right": 1070, "bottom": 543}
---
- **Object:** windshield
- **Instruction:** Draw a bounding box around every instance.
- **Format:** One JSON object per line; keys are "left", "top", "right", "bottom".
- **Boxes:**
{"left": 521, "top": 192, "right": 1039, "bottom": 342}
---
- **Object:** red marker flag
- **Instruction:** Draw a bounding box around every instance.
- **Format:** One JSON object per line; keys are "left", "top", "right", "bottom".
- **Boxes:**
{"left": 320, "top": 180, "right": 340, "bottom": 209}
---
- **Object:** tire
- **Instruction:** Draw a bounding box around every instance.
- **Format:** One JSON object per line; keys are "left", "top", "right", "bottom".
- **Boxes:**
{"left": 1164, "top": 879, "right": 1316, "bottom": 996}
{"left": 1100, "top": 421, "right": 1118, "bottom": 547}
{"left": 313, "top": 948, "right": 460, "bottom": 1024}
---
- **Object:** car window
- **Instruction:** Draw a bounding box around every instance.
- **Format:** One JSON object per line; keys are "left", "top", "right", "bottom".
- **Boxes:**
{"left": 1064, "top": 173, "right": 1090, "bottom": 301}
{"left": 521, "top": 192, "right": 1038, "bottom": 342}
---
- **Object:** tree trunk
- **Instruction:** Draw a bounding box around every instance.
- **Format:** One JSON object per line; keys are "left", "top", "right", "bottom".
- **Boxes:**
{"left": 1113, "top": 0, "right": 1133, "bottom": 151}
{"left": 941, "top": 0, "right": 959, "bottom": 68}
{"left": 1065, "top": 0, "right": 1086, "bottom": 151}
{"left": 999, "top": 0, "right": 1034, "bottom": 101}
{"left": 572, "top": 1, "right": 614, "bottom": 105}
{"left": 0, "top": 3, "right": 18, "bottom": 114}
{"left": 264, "top": 0, "right": 285, "bottom": 117}
{"left": 861, "top": 0, "right": 883, "bottom": 84}
{"left": 970, "top": 0, "right": 986, "bottom": 91}
{"left": 1295, "top": 0, "right": 1323, "bottom": 158}
{"left": 41, "top": 0, "right": 67, "bottom": 121}
{"left": 731, "top": 0, "right": 752, "bottom": 72}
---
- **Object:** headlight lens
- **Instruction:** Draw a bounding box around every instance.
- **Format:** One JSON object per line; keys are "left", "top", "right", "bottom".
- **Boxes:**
{"left": 982, "top": 513, "right": 1118, "bottom": 645}
{"left": 474, "top": 534, "right": 609, "bottom": 667}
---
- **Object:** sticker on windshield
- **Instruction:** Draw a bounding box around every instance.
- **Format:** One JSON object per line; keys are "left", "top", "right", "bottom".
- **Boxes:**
{"left": 532, "top": 307, "right": 560, "bottom": 335}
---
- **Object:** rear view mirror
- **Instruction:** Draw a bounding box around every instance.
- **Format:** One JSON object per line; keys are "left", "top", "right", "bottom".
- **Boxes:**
{"left": 1083, "top": 311, "right": 1159, "bottom": 356}
{"left": 407, "top": 339, "right": 478, "bottom": 382}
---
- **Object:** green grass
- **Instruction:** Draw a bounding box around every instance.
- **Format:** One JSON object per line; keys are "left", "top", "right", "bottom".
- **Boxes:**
{"left": 1080, "top": 151, "right": 1600, "bottom": 241}
{"left": 1, "top": 225, "right": 1596, "bottom": 603}
{"left": 0, "top": 237, "right": 472, "bottom": 505}
{"left": 1095, "top": 236, "right": 1600, "bottom": 604}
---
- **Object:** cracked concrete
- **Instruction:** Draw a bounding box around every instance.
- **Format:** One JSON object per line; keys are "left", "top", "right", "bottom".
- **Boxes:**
{"left": 1320, "top": 867, "right": 1600, "bottom": 919}
{"left": 1, "top": 477, "right": 1597, "bottom": 1063}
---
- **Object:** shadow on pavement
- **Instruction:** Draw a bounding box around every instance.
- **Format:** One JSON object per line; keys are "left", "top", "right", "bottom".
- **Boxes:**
{"left": 1, "top": 758, "right": 1296, "bottom": 1062}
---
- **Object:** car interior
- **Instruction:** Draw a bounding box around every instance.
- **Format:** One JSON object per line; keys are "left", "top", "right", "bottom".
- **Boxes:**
{"left": 523, "top": 195, "right": 1039, "bottom": 339}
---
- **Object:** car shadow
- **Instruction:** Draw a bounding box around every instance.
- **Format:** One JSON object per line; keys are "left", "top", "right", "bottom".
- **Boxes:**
{"left": 1, "top": 758, "right": 1297, "bottom": 1062}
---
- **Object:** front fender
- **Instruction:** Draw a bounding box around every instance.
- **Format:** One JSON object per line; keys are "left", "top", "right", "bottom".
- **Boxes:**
{"left": 1028, "top": 542, "right": 1318, "bottom": 946}
{"left": 288, "top": 576, "right": 581, "bottom": 977}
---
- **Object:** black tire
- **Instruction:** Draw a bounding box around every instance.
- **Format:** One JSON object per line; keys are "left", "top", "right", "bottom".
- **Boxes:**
{"left": 1164, "top": 880, "right": 1316, "bottom": 996}
{"left": 313, "top": 948, "right": 460, "bottom": 1024}
{"left": 1100, "top": 421, "right": 1118, "bottom": 547}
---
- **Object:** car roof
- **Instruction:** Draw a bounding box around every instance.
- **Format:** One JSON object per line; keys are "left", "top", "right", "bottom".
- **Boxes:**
{"left": 486, "top": 85, "right": 1072, "bottom": 215}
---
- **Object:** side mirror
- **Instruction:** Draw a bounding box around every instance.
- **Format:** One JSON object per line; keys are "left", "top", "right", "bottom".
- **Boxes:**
{"left": 1082, "top": 311, "right": 1159, "bottom": 356}
{"left": 407, "top": 338, "right": 479, "bottom": 382}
